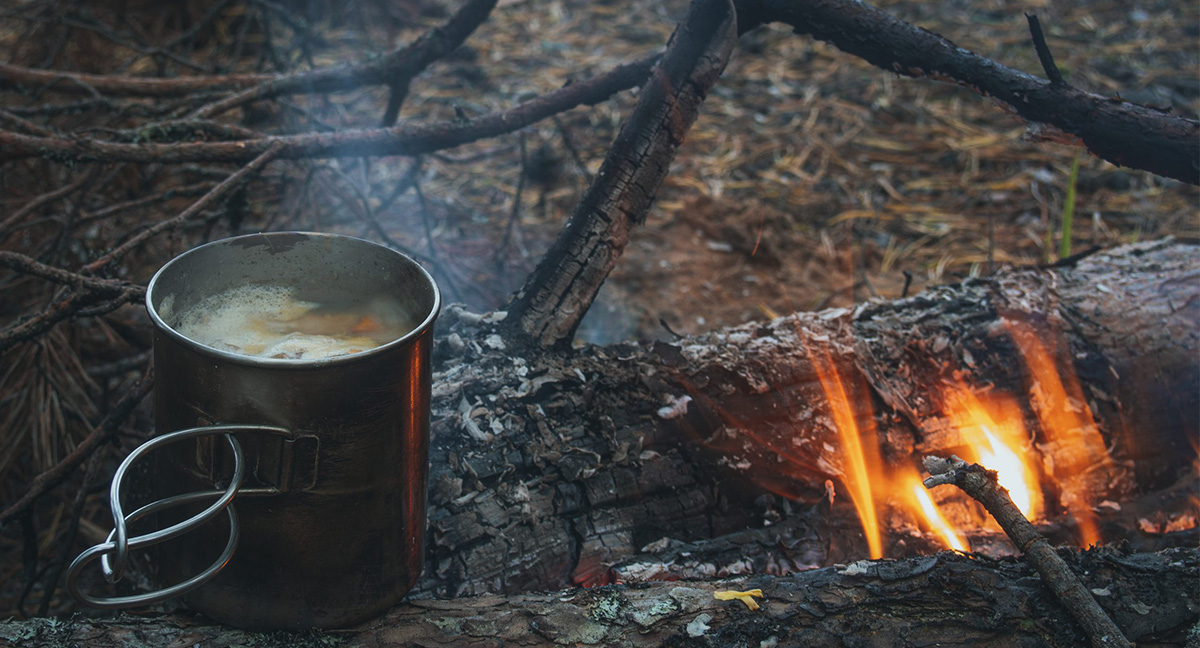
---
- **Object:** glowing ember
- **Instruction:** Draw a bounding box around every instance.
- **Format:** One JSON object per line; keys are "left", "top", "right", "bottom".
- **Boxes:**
{"left": 907, "top": 481, "right": 969, "bottom": 552}
{"left": 1006, "top": 319, "right": 1109, "bottom": 547}
{"left": 807, "top": 344, "right": 884, "bottom": 559}
{"left": 942, "top": 386, "right": 1044, "bottom": 521}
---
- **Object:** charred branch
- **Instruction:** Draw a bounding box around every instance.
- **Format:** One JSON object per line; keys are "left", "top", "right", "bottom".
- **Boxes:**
{"left": 734, "top": 0, "right": 1200, "bottom": 184}
{"left": 502, "top": 0, "right": 738, "bottom": 349}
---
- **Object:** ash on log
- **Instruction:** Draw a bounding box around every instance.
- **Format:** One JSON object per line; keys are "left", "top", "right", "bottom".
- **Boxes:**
{"left": 415, "top": 238, "right": 1198, "bottom": 598}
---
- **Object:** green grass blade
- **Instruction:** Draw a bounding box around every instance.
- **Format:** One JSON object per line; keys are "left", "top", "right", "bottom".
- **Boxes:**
{"left": 1059, "top": 155, "right": 1080, "bottom": 259}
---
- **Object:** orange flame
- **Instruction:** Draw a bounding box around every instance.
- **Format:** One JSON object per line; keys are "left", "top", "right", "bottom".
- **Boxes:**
{"left": 1006, "top": 319, "right": 1108, "bottom": 547}
{"left": 904, "top": 479, "right": 969, "bottom": 552}
{"left": 942, "top": 387, "right": 1043, "bottom": 520}
{"left": 807, "top": 343, "right": 884, "bottom": 559}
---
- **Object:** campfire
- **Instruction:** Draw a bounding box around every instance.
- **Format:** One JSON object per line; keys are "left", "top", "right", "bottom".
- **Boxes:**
{"left": 0, "top": 0, "right": 1196, "bottom": 643}
{"left": 704, "top": 313, "right": 1195, "bottom": 566}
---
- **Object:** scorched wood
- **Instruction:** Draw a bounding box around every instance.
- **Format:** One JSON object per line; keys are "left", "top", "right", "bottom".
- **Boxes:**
{"left": 3, "top": 547, "right": 1196, "bottom": 647}
{"left": 419, "top": 238, "right": 1196, "bottom": 597}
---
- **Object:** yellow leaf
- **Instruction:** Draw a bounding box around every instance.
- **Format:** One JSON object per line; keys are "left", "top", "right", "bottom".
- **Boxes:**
{"left": 713, "top": 589, "right": 764, "bottom": 610}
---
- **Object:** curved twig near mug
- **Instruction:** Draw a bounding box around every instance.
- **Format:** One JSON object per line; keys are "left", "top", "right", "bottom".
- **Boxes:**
{"left": 67, "top": 232, "right": 440, "bottom": 630}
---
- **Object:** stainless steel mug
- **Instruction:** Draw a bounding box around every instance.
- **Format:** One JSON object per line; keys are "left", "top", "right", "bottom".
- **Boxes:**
{"left": 67, "top": 232, "right": 440, "bottom": 629}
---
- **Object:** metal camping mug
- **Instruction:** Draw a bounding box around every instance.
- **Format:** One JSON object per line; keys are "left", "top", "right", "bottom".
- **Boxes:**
{"left": 66, "top": 232, "right": 440, "bottom": 629}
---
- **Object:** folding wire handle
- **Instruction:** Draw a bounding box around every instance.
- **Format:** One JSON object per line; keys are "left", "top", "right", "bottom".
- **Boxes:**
{"left": 66, "top": 424, "right": 291, "bottom": 609}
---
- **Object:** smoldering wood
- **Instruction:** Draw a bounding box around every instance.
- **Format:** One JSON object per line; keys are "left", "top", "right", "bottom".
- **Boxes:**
{"left": 410, "top": 238, "right": 1198, "bottom": 600}
{"left": 3, "top": 547, "right": 1196, "bottom": 647}
{"left": 924, "top": 456, "right": 1133, "bottom": 648}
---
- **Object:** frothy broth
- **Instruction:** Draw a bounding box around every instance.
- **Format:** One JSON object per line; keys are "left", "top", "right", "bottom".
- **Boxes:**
{"left": 169, "top": 285, "right": 415, "bottom": 359}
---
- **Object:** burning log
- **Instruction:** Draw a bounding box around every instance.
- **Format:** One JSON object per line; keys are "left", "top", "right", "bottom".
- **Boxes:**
{"left": 414, "top": 238, "right": 1197, "bottom": 600}
{"left": 924, "top": 455, "right": 1132, "bottom": 648}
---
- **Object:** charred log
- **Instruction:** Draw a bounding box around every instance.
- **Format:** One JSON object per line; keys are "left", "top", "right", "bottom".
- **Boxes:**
{"left": 3, "top": 547, "right": 1196, "bottom": 648}
{"left": 419, "top": 238, "right": 1197, "bottom": 598}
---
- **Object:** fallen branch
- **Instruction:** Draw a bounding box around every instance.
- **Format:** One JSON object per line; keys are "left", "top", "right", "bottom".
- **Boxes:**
{"left": 736, "top": 0, "right": 1200, "bottom": 184}
{"left": 0, "top": 0, "right": 495, "bottom": 105}
{"left": 924, "top": 455, "right": 1133, "bottom": 648}
{"left": 0, "top": 56, "right": 656, "bottom": 164}
{"left": 503, "top": 0, "right": 738, "bottom": 348}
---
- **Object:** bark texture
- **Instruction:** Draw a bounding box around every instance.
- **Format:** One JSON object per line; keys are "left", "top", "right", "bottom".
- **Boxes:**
{"left": 4, "top": 547, "right": 1196, "bottom": 647}
{"left": 421, "top": 238, "right": 1197, "bottom": 598}
{"left": 503, "top": 0, "right": 737, "bottom": 349}
{"left": 734, "top": 0, "right": 1200, "bottom": 184}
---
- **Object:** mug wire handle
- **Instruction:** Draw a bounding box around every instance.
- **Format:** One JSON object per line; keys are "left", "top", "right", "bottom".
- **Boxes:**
{"left": 66, "top": 424, "right": 291, "bottom": 609}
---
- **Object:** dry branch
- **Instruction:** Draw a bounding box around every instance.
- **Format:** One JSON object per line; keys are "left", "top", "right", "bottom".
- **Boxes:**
{"left": 189, "top": 0, "right": 497, "bottom": 120}
{"left": 735, "top": 0, "right": 1200, "bottom": 184}
{"left": 0, "top": 56, "right": 656, "bottom": 163}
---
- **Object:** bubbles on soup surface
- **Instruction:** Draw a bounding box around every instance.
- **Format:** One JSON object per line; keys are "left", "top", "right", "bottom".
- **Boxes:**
{"left": 172, "top": 285, "right": 414, "bottom": 359}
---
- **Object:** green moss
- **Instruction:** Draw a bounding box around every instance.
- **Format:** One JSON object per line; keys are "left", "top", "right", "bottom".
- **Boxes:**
{"left": 590, "top": 593, "right": 625, "bottom": 623}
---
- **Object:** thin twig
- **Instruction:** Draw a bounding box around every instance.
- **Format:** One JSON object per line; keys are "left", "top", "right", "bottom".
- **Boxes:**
{"left": 0, "top": 55, "right": 659, "bottom": 164}
{"left": 191, "top": 0, "right": 497, "bottom": 120}
{"left": 0, "top": 252, "right": 144, "bottom": 296}
{"left": 923, "top": 455, "right": 1132, "bottom": 648}
{"left": 37, "top": 445, "right": 106, "bottom": 616}
{"left": 0, "top": 169, "right": 98, "bottom": 236}
{"left": 0, "top": 107, "right": 55, "bottom": 137}
{"left": 81, "top": 141, "right": 284, "bottom": 274}
{"left": 1025, "top": 14, "right": 1064, "bottom": 85}
{"left": 497, "top": 131, "right": 528, "bottom": 262}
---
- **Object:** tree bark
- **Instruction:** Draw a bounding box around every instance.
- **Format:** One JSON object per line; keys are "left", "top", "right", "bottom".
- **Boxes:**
{"left": 734, "top": 0, "right": 1200, "bottom": 184}
{"left": 502, "top": 0, "right": 737, "bottom": 349}
{"left": 4, "top": 547, "right": 1196, "bottom": 647}
{"left": 418, "top": 238, "right": 1197, "bottom": 598}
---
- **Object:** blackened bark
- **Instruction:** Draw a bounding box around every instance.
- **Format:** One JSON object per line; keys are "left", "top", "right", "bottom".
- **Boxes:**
{"left": 5, "top": 548, "right": 1196, "bottom": 647}
{"left": 502, "top": 0, "right": 738, "bottom": 349}
{"left": 734, "top": 0, "right": 1200, "bottom": 184}
{"left": 421, "top": 239, "right": 1196, "bottom": 598}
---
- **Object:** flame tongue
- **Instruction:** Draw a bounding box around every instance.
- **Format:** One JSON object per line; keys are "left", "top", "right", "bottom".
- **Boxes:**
{"left": 943, "top": 387, "right": 1043, "bottom": 521}
{"left": 907, "top": 480, "right": 969, "bottom": 552}
{"left": 1005, "top": 319, "right": 1108, "bottom": 547}
{"left": 807, "top": 343, "right": 884, "bottom": 559}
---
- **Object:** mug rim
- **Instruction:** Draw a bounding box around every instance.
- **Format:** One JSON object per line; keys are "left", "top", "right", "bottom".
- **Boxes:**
{"left": 145, "top": 231, "right": 441, "bottom": 368}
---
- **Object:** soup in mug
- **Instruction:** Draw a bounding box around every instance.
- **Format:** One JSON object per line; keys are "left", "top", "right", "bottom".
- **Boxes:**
{"left": 163, "top": 284, "right": 414, "bottom": 359}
